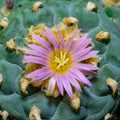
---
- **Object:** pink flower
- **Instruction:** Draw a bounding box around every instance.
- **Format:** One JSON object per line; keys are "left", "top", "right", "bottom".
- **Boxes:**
{"left": 23, "top": 27, "right": 99, "bottom": 98}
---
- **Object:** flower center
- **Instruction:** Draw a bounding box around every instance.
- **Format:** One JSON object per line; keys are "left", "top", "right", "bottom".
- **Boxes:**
{"left": 49, "top": 50, "right": 72, "bottom": 74}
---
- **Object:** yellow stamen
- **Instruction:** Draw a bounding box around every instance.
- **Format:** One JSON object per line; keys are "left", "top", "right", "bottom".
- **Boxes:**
{"left": 49, "top": 50, "right": 72, "bottom": 74}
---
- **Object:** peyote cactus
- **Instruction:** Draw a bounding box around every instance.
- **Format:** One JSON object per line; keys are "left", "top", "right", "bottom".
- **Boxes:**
{"left": 0, "top": 0, "right": 120, "bottom": 120}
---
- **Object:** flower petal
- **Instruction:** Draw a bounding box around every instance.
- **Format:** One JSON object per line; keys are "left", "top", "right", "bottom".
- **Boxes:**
{"left": 62, "top": 75, "right": 73, "bottom": 98}
{"left": 41, "top": 27, "right": 59, "bottom": 49}
{"left": 56, "top": 25, "right": 64, "bottom": 49}
{"left": 23, "top": 56, "right": 48, "bottom": 65}
{"left": 48, "top": 77, "right": 56, "bottom": 94}
{"left": 65, "top": 73, "right": 82, "bottom": 91}
{"left": 26, "top": 67, "right": 50, "bottom": 78}
{"left": 71, "top": 34, "right": 91, "bottom": 53}
{"left": 70, "top": 68, "right": 92, "bottom": 87}
{"left": 25, "top": 50, "right": 49, "bottom": 59}
{"left": 81, "top": 70, "right": 97, "bottom": 76}
{"left": 73, "top": 46, "right": 93, "bottom": 60}
{"left": 32, "top": 34, "right": 51, "bottom": 50}
{"left": 75, "top": 50, "right": 99, "bottom": 62}
{"left": 66, "top": 29, "right": 81, "bottom": 50}
{"left": 55, "top": 75, "right": 64, "bottom": 96}
{"left": 73, "top": 63, "right": 99, "bottom": 71}
{"left": 32, "top": 70, "right": 53, "bottom": 82}
{"left": 27, "top": 44, "right": 50, "bottom": 56}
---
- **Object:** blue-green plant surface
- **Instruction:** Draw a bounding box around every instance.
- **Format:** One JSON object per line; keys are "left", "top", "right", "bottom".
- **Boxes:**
{"left": 0, "top": 0, "right": 120, "bottom": 120}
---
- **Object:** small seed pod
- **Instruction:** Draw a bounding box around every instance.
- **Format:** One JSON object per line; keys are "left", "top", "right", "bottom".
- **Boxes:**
{"left": 20, "top": 78, "right": 29, "bottom": 94}
{"left": 70, "top": 93, "right": 80, "bottom": 110}
{"left": 86, "top": 1, "right": 98, "bottom": 12}
{"left": 29, "top": 106, "right": 42, "bottom": 120}
{"left": 32, "top": 2, "right": 43, "bottom": 12}
{"left": 0, "top": 74, "right": 3, "bottom": 86}
{"left": 0, "top": 17, "right": 9, "bottom": 28}
{"left": 95, "top": 31, "right": 110, "bottom": 42}
{"left": 106, "top": 78, "right": 118, "bottom": 96}
{"left": 62, "top": 17, "right": 78, "bottom": 26}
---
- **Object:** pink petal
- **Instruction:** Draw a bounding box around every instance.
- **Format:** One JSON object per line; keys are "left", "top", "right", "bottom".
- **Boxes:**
{"left": 42, "top": 27, "right": 59, "bottom": 49}
{"left": 81, "top": 70, "right": 97, "bottom": 76}
{"left": 66, "top": 30, "right": 81, "bottom": 50}
{"left": 32, "top": 34, "right": 51, "bottom": 50}
{"left": 55, "top": 75, "right": 64, "bottom": 96}
{"left": 26, "top": 67, "right": 50, "bottom": 78}
{"left": 75, "top": 50, "right": 99, "bottom": 62}
{"left": 32, "top": 70, "right": 53, "bottom": 82}
{"left": 73, "top": 46, "right": 93, "bottom": 60}
{"left": 70, "top": 68, "right": 92, "bottom": 87}
{"left": 71, "top": 34, "right": 91, "bottom": 53}
{"left": 27, "top": 44, "right": 50, "bottom": 56}
{"left": 73, "top": 63, "right": 99, "bottom": 71}
{"left": 48, "top": 77, "right": 56, "bottom": 94}
{"left": 55, "top": 25, "right": 64, "bottom": 49}
{"left": 65, "top": 73, "right": 82, "bottom": 91}
{"left": 23, "top": 56, "right": 48, "bottom": 65}
{"left": 62, "top": 75, "right": 73, "bottom": 98}
{"left": 25, "top": 50, "right": 49, "bottom": 59}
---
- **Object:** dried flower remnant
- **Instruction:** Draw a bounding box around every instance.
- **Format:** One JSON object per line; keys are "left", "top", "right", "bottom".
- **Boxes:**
{"left": 0, "top": 110, "right": 9, "bottom": 120}
{"left": 86, "top": 1, "right": 98, "bottom": 12}
{"left": 95, "top": 31, "right": 110, "bottom": 42}
{"left": 0, "top": 17, "right": 9, "bottom": 28}
{"left": 86, "top": 55, "right": 100, "bottom": 67}
{"left": 32, "top": 2, "right": 43, "bottom": 12}
{"left": 0, "top": 74, "right": 3, "bottom": 86}
{"left": 106, "top": 78, "right": 118, "bottom": 96}
{"left": 102, "top": 0, "right": 120, "bottom": 7}
{"left": 6, "top": 38, "right": 16, "bottom": 50}
{"left": 29, "top": 106, "right": 42, "bottom": 120}
{"left": 23, "top": 25, "right": 99, "bottom": 98}
{"left": 62, "top": 17, "right": 78, "bottom": 26}
{"left": 20, "top": 77, "right": 29, "bottom": 94}
{"left": 1, "top": 0, "right": 13, "bottom": 16}
{"left": 70, "top": 93, "right": 80, "bottom": 110}
{"left": 43, "top": 83, "right": 60, "bottom": 97}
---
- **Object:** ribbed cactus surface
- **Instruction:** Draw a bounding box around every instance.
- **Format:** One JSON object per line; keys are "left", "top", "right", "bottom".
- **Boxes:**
{"left": 0, "top": 0, "right": 120, "bottom": 120}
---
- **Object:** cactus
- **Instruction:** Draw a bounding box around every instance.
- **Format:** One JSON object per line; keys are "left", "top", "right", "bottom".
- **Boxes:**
{"left": 0, "top": 0, "right": 120, "bottom": 120}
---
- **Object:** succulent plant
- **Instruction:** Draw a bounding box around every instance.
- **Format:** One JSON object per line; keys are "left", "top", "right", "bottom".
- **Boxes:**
{"left": 0, "top": 0, "right": 120, "bottom": 120}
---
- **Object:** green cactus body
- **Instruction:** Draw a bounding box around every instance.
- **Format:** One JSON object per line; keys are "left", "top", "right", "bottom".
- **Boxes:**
{"left": 0, "top": 0, "right": 120, "bottom": 120}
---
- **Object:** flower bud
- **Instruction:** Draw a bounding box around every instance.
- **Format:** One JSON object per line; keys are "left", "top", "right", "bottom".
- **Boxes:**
{"left": 6, "top": 0, "right": 14, "bottom": 9}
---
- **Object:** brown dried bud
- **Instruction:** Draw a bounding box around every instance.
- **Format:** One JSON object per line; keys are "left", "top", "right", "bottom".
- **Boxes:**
{"left": 86, "top": 1, "right": 98, "bottom": 12}
{"left": 6, "top": 38, "right": 16, "bottom": 50}
{"left": 70, "top": 93, "right": 80, "bottom": 110}
{"left": 32, "top": 2, "right": 43, "bottom": 12}
{"left": 102, "top": 0, "right": 120, "bottom": 7}
{"left": 0, "top": 17, "right": 9, "bottom": 28}
{"left": 29, "top": 106, "right": 42, "bottom": 120}
{"left": 106, "top": 78, "right": 118, "bottom": 95}
{"left": 0, "top": 74, "right": 3, "bottom": 86}
{"left": 20, "top": 78, "right": 29, "bottom": 94}
{"left": 62, "top": 17, "right": 78, "bottom": 26}
{"left": 95, "top": 31, "right": 110, "bottom": 42}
